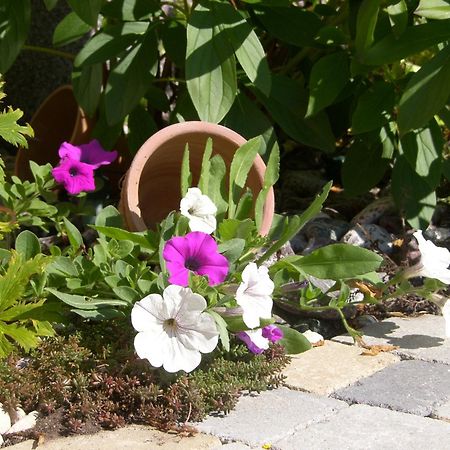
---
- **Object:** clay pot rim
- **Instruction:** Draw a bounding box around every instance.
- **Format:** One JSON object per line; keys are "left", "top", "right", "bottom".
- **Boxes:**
{"left": 122, "top": 121, "right": 275, "bottom": 235}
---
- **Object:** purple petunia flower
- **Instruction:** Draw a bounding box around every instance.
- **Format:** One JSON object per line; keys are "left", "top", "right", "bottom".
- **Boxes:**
{"left": 262, "top": 325, "right": 283, "bottom": 343}
{"left": 58, "top": 140, "right": 117, "bottom": 169}
{"left": 52, "top": 159, "right": 96, "bottom": 195}
{"left": 163, "top": 231, "right": 229, "bottom": 287}
{"left": 237, "top": 329, "right": 269, "bottom": 354}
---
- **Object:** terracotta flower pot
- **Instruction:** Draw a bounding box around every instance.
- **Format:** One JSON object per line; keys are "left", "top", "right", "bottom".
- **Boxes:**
{"left": 15, "top": 85, "right": 130, "bottom": 190}
{"left": 120, "top": 121, "right": 275, "bottom": 235}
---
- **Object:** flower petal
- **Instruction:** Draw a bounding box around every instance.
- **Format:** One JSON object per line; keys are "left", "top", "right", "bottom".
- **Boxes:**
{"left": 58, "top": 141, "right": 81, "bottom": 160}
{"left": 188, "top": 214, "right": 217, "bottom": 234}
{"left": 163, "top": 336, "right": 202, "bottom": 373}
{"left": 80, "top": 139, "right": 118, "bottom": 168}
{"left": 134, "top": 330, "right": 166, "bottom": 368}
{"left": 131, "top": 294, "right": 165, "bottom": 332}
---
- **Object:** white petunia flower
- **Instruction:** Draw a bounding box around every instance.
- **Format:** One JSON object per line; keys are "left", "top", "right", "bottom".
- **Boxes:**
{"left": 404, "top": 231, "right": 450, "bottom": 284}
{"left": 236, "top": 263, "right": 274, "bottom": 329}
{"left": 180, "top": 187, "right": 217, "bottom": 234}
{"left": 131, "top": 285, "right": 219, "bottom": 373}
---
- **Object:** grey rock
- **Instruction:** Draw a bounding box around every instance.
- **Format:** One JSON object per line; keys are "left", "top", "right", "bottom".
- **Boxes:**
{"left": 424, "top": 226, "right": 450, "bottom": 249}
{"left": 274, "top": 404, "right": 450, "bottom": 450}
{"left": 351, "top": 196, "right": 396, "bottom": 225}
{"left": 341, "top": 223, "right": 395, "bottom": 254}
{"left": 332, "top": 360, "right": 450, "bottom": 416}
{"left": 196, "top": 388, "right": 348, "bottom": 447}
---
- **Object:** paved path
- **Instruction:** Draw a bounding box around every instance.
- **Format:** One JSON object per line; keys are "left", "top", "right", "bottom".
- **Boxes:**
{"left": 11, "top": 314, "right": 450, "bottom": 449}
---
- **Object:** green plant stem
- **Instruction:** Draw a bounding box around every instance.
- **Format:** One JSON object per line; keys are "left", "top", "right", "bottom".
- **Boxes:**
{"left": 22, "top": 45, "right": 75, "bottom": 61}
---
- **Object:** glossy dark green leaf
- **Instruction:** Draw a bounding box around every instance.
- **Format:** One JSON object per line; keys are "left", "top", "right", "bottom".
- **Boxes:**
{"left": 160, "top": 20, "right": 187, "bottom": 68}
{"left": 72, "top": 63, "right": 103, "bottom": 117}
{"left": 386, "top": 0, "right": 408, "bottom": 37}
{"left": 355, "top": 0, "right": 381, "bottom": 54}
{"left": 351, "top": 81, "right": 395, "bottom": 134}
{"left": 255, "top": 6, "right": 321, "bottom": 47}
{"left": 67, "top": 0, "right": 103, "bottom": 27}
{"left": 186, "top": 2, "right": 237, "bottom": 123}
{"left": 398, "top": 47, "right": 450, "bottom": 134}
{"left": 0, "top": 0, "right": 31, "bottom": 73}
{"left": 223, "top": 92, "right": 277, "bottom": 158}
{"left": 210, "top": 1, "right": 271, "bottom": 96}
{"left": 105, "top": 28, "right": 157, "bottom": 125}
{"left": 361, "top": 20, "right": 450, "bottom": 65}
{"left": 342, "top": 134, "right": 390, "bottom": 196}
{"left": 127, "top": 105, "right": 158, "bottom": 154}
{"left": 306, "top": 51, "right": 350, "bottom": 117}
{"left": 43, "top": 0, "right": 59, "bottom": 10}
{"left": 255, "top": 75, "right": 335, "bottom": 153}
{"left": 53, "top": 12, "right": 91, "bottom": 47}
{"left": 101, "top": 0, "right": 158, "bottom": 20}
{"left": 75, "top": 22, "right": 149, "bottom": 67}
{"left": 415, "top": 0, "right": 450, "bottom": 19}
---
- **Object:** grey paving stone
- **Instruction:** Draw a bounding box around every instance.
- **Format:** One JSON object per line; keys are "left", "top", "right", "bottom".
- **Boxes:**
{"left": 274, "top": 404, "right": 450, "bottom": 450}
{"left": 432, "top": 400, "right": 450, "bottom": 422}
{"left": 332, "top": 360, "right": 450, "bottom": 416}
{"left": 196, "top": 388, "right": 348, "bottom": 447}
{"left": 332, "top": 315, "right": 450, "bottom": 364}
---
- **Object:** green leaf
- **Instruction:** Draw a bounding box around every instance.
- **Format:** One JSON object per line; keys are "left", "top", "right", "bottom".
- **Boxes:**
{"left": 210, "top": 1, "right": 271, "bottom": 96}
{"left": 43, "top": 0, "right": 59, "bottom": 10}
{"left": 0, "top": 322, "right": 39, "bottom": 352}
{"left": 67, "top": 0, "right": 103, "bottom": 27}
{"left": 254, "top": 75, "right": 335, "bottom": 153}
{"left": 398, "top": 47, "right": 450, "bottom": 135}
{"left": 160, "top": 20, "right": 187, "bottom": 68}
{"left": 63, "top": 217, "right": 83, "bottom": 250}
{"left": 71, "top": 308, "right": 125, "bottom": 320}
{"left": 127, "top": 104, "right": 158, "bottom": 154}
{"left": 392, "top": 155, "right": 437, "bottom": 229}
{"left": 342, "top": 131, "right": 391, "bottom": 196}
{"left": 361, "top": 20, "right": 450, "bottom": 65}
{"left": 186, "top": 2, "right": 237, "bottom": 123}
{"left": 47, "top": 288, "right": 128, "bottom": 309}
{"left": 386, "top": 0, "right": 408, "bottom": 37}
{"left": 53, "top": 11, "right": 91, "bottom": 47}
{"left": 208, "top": 310, "right": 230, "bottom": 352}
{"left": 72, "top": 63, "right": 103, "bottom": 118}
{"left": 218, "top": 238, "right": 246, "bottom": 264}
{"left": 224, "top": 92, "right": 277, "bottom": 159}
{"left": 105, "top": 28, "right": 157, "bottom": 125}
{"left": 15, "top": 230, "right": 40, "bottom": 259}
{"left": 208, "top": 155, "right": 228, "bottom": 218}
{"left": 351, "top": 81, "right": 395, "bottom": 134}
{"left": 355, "top": 0, "right": 381, "bottom": 55}
{"left": 257, "top": 181, "right": 332, "bottom": 265}
{"left": 295, "top": 244, "right": 383, "bottom": 279}
{"left": 0, "top": 107, "right": 34, "bottom": 148}
{"left": 255, "top": 143, "right": 279, "bottom": 231}
{"left": 112, "top": 286, "right": 140, "bottom": 303}
{"left": 255, "top": 7, "right": 321, "bottom": 47}
{"left": 181, "top": 144, "right": 192, "bottom": 197}
{"left": 75, "top": 22, "right": 149, "bottom": 67}
{"left": 306, "top": 51, "right": 350, "bottom": 117}
{"left": 93, "top": 226, "right": 156, "bottom": 250}
{"left": 415, "top": 0, "right": 450, "bottom": 19}
{"left": 198, "top": 138, "right": 213, "bottom": 195}
{"left": 95, "top": 205, "right": 123, "bottom": 228}
{"left": 101, "top": 0, "right": 158, "bottom": 20}
{"left": 228, "top": 137, "right": 262, "bottom": 218}
{"left": 0, "top": 0, "right": 31, "bottom": 73}
{"left": 277, "top": 325, "right": 311, "bottom": 355}
{"left": 219, "top": 218, "right": 255, "bottom": 241}
{"left": 46, "top": 256, "right": 78, "bottom": 277}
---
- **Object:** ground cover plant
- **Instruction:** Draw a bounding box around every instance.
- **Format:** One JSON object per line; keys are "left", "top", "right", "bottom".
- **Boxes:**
{"left": 0, "top": 0, "right": 449, "bottom": 445}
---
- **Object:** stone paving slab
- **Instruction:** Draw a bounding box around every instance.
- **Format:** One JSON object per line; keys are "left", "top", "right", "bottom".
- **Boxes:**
{"left": 332, "top": 314, "right": 450, "bottom": 364}
{"left": 196, "top": 387, "right": 348, "bottom": 447}
{"left": 283, "top": 340, "right": 400, "bottom": 395}
{"left": 333, "top": 359, "right": 450, "bottom": 416}
{"left": 274, "top": 404, "right": 450, "bottom": 450}
{"left": 432, "top": 400, "right": 450, "bottom": 422}
{"left": 9, "top": 425, "right": 221, "bottom": 450}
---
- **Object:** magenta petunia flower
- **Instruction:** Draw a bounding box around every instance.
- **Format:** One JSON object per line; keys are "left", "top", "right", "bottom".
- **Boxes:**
{"left": 262, "top": 325, "right": 283, "bottom": 343}
{"left": 52, "top": 158, "right": 96, "bottom": 195}
{"left": 163, "top": 231, "right": 229, "bottom": 287}
{"left": 237, "top": 329, "right": 269, "bottom": 354}
{"left": 58, "top": 140, "right": 117, "bottom": 169}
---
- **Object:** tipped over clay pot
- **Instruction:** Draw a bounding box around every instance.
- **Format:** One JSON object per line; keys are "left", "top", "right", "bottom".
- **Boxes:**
{"left": 15, "top": 85, "right": 130, "bottom": 190}
{"left": 120, "top": 121, "right": 275, "bottom": 235}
